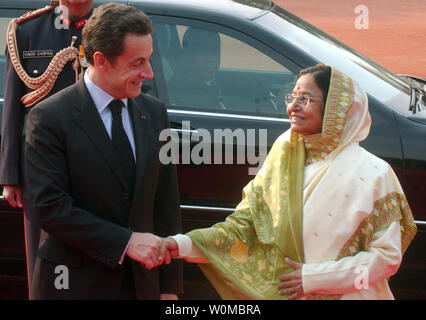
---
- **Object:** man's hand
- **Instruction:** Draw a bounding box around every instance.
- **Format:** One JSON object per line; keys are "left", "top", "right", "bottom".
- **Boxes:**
{"left": 126, "top": 233, "right": 162, "bottom": 269}
{"left": 158, "top": 237, "right": 179, "bottom": 265}
{"left": 2, "top": 185, "right": 23, "bottom": 208}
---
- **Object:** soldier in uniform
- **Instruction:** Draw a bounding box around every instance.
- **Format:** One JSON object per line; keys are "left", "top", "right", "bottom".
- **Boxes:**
{"left": 0, "top": 0, "right": 93, "bottom": 296}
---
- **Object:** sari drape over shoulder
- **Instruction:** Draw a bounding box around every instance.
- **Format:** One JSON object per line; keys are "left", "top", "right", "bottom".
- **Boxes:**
{"left": 186, "top": 68, "right": 417, "bottom": 300}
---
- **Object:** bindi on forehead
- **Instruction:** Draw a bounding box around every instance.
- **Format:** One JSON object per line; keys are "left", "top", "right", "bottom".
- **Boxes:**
{"left": 293, "top": 88, "right": 313, "bottom": 96}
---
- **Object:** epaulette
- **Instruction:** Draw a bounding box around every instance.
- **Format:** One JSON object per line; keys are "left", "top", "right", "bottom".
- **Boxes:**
{"left": 13, "top": 5, "right": 54, "bottom": 26}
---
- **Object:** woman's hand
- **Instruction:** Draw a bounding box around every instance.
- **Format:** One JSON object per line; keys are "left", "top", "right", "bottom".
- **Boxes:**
{"left": 158, "top": 237, "right": 179, "bottom": 264}
{"left": 277, "top": 257, "right": 304, "bottom": 300}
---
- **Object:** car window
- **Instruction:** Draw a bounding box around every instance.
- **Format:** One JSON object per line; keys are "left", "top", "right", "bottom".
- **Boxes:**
{"left": 154, "top": 23, "right": 296, "bottom": 118}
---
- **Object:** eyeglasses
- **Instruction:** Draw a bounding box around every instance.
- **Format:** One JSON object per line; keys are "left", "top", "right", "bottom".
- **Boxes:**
{"left": 284, "top": 93, "right": 323, "bottom": 108}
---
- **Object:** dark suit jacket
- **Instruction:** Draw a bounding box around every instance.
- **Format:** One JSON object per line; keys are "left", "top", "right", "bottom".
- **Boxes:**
{"left": 25, "top": 79, "right": 183, "bottom": 299}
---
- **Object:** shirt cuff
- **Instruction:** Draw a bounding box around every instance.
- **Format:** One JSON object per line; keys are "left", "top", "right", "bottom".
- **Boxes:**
{"left": 118, "top": 235, "right": 132, "bottom": 265}
{"left": 169, "top": 234, "right": 208, "bottom": 263}
{"left": 170, "top": 234, "right": 192, "bottom": 257}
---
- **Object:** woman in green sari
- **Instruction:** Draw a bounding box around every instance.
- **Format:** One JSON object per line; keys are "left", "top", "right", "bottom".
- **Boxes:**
{"left": 162, "top": 65, "right": 417, "bottom": 300}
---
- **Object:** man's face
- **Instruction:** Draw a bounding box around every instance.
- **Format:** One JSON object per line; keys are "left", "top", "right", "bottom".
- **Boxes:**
{"left": 59, "top": 0, "right": 93, "bottom": 19}
{"left": 105, "top": 33, "right": 154, "bottom": 99}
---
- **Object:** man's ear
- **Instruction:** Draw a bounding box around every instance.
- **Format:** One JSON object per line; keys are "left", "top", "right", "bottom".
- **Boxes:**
{"left": 92, "top": 51, "right": 110, "bottom": 71}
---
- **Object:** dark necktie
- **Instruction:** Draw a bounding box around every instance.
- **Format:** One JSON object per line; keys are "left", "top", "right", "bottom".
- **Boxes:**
{"left": 108, "top": 99, "right": 136, "bottom": 195}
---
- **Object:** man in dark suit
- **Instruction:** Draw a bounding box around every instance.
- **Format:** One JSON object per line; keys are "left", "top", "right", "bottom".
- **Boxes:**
{"left": 1, "top": 0, "right": 93, "bottom": 294}
{"left": 25, "top": 3, "right": 182, "bottom": 299}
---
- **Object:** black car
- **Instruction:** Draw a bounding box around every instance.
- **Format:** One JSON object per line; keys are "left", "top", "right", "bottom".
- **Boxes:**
{"left": 0, "top": 0, "right": 425, "bottom": 299}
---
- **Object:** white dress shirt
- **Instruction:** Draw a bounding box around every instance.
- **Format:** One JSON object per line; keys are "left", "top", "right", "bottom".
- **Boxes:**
{"left": 84, "top": 71, "right": 136, "bottom": 160}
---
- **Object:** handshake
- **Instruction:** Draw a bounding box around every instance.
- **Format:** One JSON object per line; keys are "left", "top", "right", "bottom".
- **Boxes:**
{"left": 125, "top": 232, "right": 180, "bottom": 269}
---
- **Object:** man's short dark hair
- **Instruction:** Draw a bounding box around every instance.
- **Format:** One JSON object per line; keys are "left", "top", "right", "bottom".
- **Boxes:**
{"left": 82, "top": 3, "right": 153, "bottom": 65}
